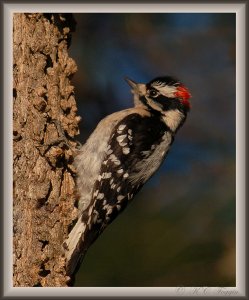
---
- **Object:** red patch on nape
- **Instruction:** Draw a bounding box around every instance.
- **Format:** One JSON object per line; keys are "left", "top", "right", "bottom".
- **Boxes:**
{"left": 174, "top": 85, "right": 191, "bottom": 109}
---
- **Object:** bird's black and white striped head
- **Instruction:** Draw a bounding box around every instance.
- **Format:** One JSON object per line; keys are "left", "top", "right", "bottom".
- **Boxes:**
{"left": 126, "top": 76, "right": 191, "bottom": 116}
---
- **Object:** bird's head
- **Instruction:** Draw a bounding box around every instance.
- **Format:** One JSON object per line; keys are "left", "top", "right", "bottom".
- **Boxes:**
{"left": 125, "top": 76, "right": 191, "bottom": 115}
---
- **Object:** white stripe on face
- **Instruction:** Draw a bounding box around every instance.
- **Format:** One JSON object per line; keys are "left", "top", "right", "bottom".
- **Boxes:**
{"left": 151, "top": 84, "right": 178, "bottom": 98}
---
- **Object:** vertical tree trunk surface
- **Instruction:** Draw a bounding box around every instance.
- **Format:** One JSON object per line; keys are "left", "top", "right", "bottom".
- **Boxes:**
{"left": 13, "top": 13, "right": 79, "bottom": 286}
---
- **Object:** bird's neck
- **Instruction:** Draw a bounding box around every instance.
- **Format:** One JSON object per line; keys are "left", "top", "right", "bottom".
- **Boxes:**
{"left": 161, "top": 109, "right": 186, "bottom": 132}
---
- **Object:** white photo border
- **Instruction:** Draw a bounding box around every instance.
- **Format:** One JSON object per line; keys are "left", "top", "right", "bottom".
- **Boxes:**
{"left": 3, "top": 1, "right": 247, "bottom": 298}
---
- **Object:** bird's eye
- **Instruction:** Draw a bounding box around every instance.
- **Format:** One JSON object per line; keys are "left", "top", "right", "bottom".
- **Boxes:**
{"left": 148, "top": 89, "right": 159, "bottom": 98}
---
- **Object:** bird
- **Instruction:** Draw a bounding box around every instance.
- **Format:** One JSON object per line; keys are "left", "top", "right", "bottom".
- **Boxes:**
{"left": 63, "top": 76, "right": 191, "bottom": 276}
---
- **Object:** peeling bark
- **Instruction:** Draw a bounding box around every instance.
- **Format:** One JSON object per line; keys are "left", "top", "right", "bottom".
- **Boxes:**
{"left": 13, "top": 13, "right": 79, "bottom": 287}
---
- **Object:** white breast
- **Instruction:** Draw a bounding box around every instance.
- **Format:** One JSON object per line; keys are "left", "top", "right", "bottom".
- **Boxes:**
{"left": 75, "top": 108, "right": 151, "bottom": 212}
{"left": 128, "top": 131, "right": 172, "bottom": 185}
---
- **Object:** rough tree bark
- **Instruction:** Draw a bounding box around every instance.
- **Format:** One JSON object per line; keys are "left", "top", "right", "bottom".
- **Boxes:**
{"left": 13, "top": 13, "right": 79, "bottom": 286}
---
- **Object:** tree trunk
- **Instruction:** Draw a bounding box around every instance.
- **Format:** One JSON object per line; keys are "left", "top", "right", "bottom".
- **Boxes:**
{"left": 13, "top": 13, "right": 79, "bottom": 287}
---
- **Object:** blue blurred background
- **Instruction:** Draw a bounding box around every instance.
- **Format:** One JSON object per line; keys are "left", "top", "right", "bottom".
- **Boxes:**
{"left": 69, "top": 13, "right": 235, "bottom": 287}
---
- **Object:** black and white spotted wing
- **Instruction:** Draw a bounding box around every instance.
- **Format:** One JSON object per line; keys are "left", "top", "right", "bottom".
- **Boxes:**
{"left": 84, "top": 113, "right": 170, "bottom": 234}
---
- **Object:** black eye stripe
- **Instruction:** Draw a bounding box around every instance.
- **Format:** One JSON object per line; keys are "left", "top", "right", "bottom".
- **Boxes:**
{"left": 148, "top": 89, "right": 159, "bottom": 98}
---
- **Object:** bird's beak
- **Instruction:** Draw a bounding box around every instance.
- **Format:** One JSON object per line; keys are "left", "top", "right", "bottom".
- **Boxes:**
{"left": 125, "top": 77, "right": 138, "bottom": 90}
{"left": 125, "top": 77, "right": 147, "bottom": 107}
{"left": 124, "top": 77, "right": 146, "bottom": 96}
